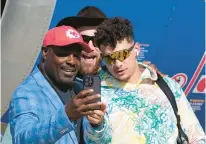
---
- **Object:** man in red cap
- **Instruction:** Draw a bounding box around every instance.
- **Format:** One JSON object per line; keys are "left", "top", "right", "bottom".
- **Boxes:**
{"left": 9, "top": 25, "right": 106, "bottom": 144}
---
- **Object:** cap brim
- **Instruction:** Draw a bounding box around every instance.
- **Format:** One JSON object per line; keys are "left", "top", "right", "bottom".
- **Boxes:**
{"left": 56, "top": 16, "right": 107, "bottom": 28}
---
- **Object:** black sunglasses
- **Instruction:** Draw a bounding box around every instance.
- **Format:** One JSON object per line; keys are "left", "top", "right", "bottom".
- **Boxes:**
{"left": 81, "top": 35, "right": 97, "bottom": 46}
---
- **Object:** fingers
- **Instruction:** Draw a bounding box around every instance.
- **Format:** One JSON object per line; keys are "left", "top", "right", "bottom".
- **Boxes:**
{"left": 77, "top": 89, "right": 94, "bottom": 99}
{"left": 143, "top": 61, "right": 158, "bottom": 71}
{"left": 76, "top": 94, "right": 100, "bottom": 107}
{"left": 81, "top": 110, "right": 94, "bottom": 115}
{"left": 143, "top": 61, "right": 151, "bottom": 65}
{"left": 87, "top": 103, "right": 106, "bottom": 118}
{"left": 100, "top": 103, "right": 107, "bottom": 113}
{"left": 82, "top": 94, "right": 101, "bottom": 104}
{"left": 78, "top": 102, "right": 101, "bottom": 112}
{"left": 157, "top": 70, "right": 164, "bottom": 77}
{"left": 86, "top": 115, "right": 103, "bottom": 125}
{"left": 157, "top": 70, "right": 168, "bottom": 77}
{"left": 93, "top": 109, "right": 104, "bottom": 117}
{"left": 150, "top": 64, "right": 158, "bottom": 71}
{"left": 80, "top": 103, "right": 106, "bottom": 116}
{"left": 86, "top": 107, "right": 106, "bottom": 125}
{"left": 89, "top": 113, "right": 100, "bottom": 119}
{"left": 142, "top": 61, "right": 168, "bottom": 77}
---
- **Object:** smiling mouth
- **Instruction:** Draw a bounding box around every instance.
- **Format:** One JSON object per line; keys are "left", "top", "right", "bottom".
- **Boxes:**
{"left": 82, "top": 55, "right": 96, "bottom": 63}
{"left": 64, "top": 69, "right": 75, "bottom": 72}
{"left": 61, "top": 68, "right": 76, "bottom": 73}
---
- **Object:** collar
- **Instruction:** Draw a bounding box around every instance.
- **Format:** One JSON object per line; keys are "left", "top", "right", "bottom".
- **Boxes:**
{"left": 31, "top": 66, "right": 64, "bottom": 109}
{"left": 100, "top": 62, "right": 158, "bottom": 90}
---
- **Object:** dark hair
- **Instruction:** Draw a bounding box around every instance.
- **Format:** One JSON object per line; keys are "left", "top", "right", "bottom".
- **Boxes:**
{"left": 94, "top": 17, "right": 134, "bottom": 48}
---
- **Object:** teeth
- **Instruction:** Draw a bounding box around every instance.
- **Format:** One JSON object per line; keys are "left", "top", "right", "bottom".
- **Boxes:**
{"left": 64, "top": 70, "right": 74, "bottom": 72}
{"left": 83, "top": 55, "right": 95, "bottom": 59}
{"left": 85, "top": 58, "right": 93, "bottom": 62}
{"left": 82, "top": 56, "right": 96, "bottom": 63}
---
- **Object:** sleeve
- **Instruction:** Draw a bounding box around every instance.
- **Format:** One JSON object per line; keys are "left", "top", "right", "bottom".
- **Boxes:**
{"left": 9, "top": 88, "right": 76, "bottom": 144}
{"left": 163, "top": 77, "right": 206, "bottom": 144}
{"left": 82, "top": 114, "right": 112, "bottom": 144}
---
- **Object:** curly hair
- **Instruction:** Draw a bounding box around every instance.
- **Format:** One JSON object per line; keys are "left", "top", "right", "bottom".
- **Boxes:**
{"left": 94, "top": 17, "right": 134, "bottom": 48}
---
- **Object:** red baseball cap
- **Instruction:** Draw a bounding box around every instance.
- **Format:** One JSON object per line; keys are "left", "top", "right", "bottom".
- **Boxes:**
{"left": 42, "top": 25, "right": 92, "bottom": 53}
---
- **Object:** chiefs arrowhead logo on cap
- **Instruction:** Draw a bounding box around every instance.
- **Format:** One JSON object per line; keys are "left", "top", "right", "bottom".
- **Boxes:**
{"left": 66, "top": 29, "right": 80, "bottom": 38}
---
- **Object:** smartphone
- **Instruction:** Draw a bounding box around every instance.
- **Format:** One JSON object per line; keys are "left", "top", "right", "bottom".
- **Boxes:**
{"left": 83, "top": 75, "right": 101, "bottom": 103}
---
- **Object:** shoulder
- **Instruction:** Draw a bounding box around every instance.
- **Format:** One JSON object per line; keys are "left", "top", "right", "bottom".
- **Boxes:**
{"left": 9, "top": 75, "right": 51, "bottom": 118}
{"left": 162, "top": 76, "right": 184, "bottom": 99}
{"left": 11, "top": 72, "right": 47, "bottom": 107}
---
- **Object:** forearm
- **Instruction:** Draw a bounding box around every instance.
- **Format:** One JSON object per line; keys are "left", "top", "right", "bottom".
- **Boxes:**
{"left": 10, "top": 106, "right": 76, "bottom": 144}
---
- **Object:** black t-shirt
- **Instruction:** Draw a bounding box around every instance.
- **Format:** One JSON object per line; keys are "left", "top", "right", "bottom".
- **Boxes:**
{"left": 40, "top": 67, "right": 83, "bottom": 143}
{"left": 55, "top": 88, "right": 82, "bottom": 143}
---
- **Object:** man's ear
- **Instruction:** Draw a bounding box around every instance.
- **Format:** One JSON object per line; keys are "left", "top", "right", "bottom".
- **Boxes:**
{"left": 42, "top": 47, "right": 49, "bottom": 60}
{"left": 134, "top": 43, "right": 140, "bottom": 56}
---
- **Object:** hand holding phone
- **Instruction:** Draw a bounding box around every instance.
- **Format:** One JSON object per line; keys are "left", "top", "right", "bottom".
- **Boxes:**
{"left": 83, "top": 75, "right": 101, "bottom": 103}
{"left": 65, "top": 89, "right": 101, "bottom": 120}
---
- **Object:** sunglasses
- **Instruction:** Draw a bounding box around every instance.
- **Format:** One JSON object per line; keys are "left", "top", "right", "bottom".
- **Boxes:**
{"left": 102, "top": 43, "right": 135, "bottom": 64}
{"left": 81, "top": 35, "right": 97, "bottom": 46}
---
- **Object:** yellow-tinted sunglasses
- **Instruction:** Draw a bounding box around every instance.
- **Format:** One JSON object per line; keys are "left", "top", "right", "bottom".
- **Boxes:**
{"left": 102, "top": 43, "right": 135, "bottom": 64}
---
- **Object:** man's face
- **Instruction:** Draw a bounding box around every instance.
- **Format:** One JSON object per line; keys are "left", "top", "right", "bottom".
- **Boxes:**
{"left": 100, "top": 39, "right": 138, "bottom": 81}
{"left": 43, "top": 44, "right": 81, "bottom": 86}
{"left": 77, "top": 26, "right": 102, "bottom": 75}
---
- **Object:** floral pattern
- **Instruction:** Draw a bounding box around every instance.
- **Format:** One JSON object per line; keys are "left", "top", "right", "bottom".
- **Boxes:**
{"left": 84, "top": 63, "right": 206, "bottom": 144}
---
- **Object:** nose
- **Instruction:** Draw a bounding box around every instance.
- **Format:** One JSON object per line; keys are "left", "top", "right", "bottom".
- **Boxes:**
{"left": 113, "top": 59, "right": 123, "bottom": 69}
{"left": 66, "top": 54, "right": 75, "bottom": 65}
{"left": 88, "top": 40, "right": 95, "bottom": 51}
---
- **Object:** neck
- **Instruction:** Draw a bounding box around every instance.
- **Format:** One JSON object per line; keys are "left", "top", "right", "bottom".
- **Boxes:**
{"left": 39, "top": 63, "right": 72, "bottom": 92}
{"left": 127, "top": 62, "right": 142, "bottom": 84}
